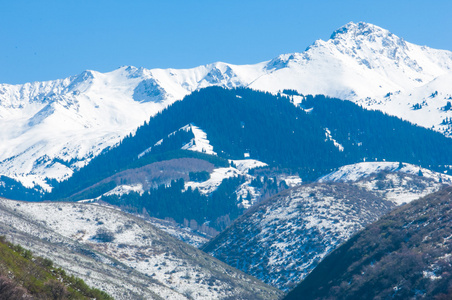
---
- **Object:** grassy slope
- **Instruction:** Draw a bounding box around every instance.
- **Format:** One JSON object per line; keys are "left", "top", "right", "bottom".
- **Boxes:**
{"left": 0, "top": 235, "right": 112, "bottom": 300}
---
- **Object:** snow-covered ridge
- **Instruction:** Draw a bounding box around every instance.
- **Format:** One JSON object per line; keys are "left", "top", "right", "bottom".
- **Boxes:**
{"left": 319, "top": 161, "right": 452, "bottom": 184}
{"left": 319, "top": 161, "right": 452, "bottom": 205}
{"left": 2, "top": 21, "right": 452, "bottom": 190}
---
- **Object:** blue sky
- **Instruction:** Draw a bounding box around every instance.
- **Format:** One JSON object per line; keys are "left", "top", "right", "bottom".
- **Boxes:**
{"left": 1, "top": 0, "right": 451, "bottom": 84}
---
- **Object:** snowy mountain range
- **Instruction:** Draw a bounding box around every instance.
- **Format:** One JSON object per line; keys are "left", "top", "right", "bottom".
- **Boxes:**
{"left": 2, "top": 21, "right": 452, "bottom": 191}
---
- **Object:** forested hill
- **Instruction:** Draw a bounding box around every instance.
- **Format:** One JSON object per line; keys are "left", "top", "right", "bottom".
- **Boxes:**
{"left": 48, "top": 87, "right": 452, "bottom": 200}
{"left": 284, "top": 185, "right": 452, "bottom": 300}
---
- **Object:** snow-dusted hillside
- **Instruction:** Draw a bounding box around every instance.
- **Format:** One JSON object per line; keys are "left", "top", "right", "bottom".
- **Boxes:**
{"left": 0, "top": 198, "right": 282, "bottom": 300}
{"left": 203, "top": 183, "right": 396, "bottom": 292}
{"left": 2, "top": 21, "right": 452, "bottom": 190}
{"left": 203, "top": 163, "right": 450, "bottom": 291}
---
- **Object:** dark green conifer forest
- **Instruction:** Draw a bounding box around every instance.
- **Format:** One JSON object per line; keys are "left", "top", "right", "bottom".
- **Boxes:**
{"left": 48, "top": 87, "right": 452, "bottom": 201}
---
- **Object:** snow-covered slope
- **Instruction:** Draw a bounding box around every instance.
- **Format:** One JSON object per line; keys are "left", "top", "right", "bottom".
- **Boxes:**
{"left": 0, "top": 198, "right": 282, "bottom": 300}
{"left": 138, "top": 123, "right": 217, "bottom": 158}
{"left": 0, "top": 68, "right": 170, "bottom": 190}
{"left": 319, "top": 161, "right": 452, "bottom": 184}
{"left": 260, "top": 22, "right": 452, "bottom": 97}
{"left": 203, "top": 163, "right": 450, "bottom": 291}
{"left": 181, "top": 124, "right": 217, "bottom": 155}
{"left": 3, "top": 21, "right": 452, "bottom": 190}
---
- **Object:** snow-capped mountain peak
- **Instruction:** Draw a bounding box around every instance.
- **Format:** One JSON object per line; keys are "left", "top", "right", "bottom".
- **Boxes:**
{"left": 326, "top": 22, "right": 413, "bottom": 67}
{"left": 305, "top": 21, "right": 450, "bottom": 87}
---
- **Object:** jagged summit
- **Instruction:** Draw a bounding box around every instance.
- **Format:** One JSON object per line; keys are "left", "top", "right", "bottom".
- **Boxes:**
{"left": 267, "top": 22, "right": 407, "bottom": 72}
{"left": 307, "top": 21, "right": 416, "bottom": 72}
{"left": 330, "top": 22, "right": 393, "bottom": 39}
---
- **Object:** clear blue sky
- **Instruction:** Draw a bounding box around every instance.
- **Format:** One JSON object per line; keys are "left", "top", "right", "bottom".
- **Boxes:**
{"left": 1, "top": 0, "right": 451, "bottom": 84}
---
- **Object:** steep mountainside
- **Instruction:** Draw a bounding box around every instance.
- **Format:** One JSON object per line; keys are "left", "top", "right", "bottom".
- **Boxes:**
{"left": 202, "top": 165, "right": 449, "bottom": 291}
{"left": 2, "top": 22, "right": 452, "bottom": 191}
{"left": 0, "top": 198, "right": 282, "bottom": 300}
{"left": 285, "top": 186, "right": 452, "bottom": 300}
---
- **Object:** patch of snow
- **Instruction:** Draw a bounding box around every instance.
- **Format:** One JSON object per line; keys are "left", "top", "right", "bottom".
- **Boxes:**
{"left": 235, "top": 183, "right": 261, "bottom": 208}
{"left": 183, "top": 158, "right": 272, "bottom": 207}
{"left": 230, "top": 159, "right": 268, "bottom": 172}
{"left": 324, "top": 128, "right": 344, "bottom": 152}
{"left": 181, "top": 124, "right": 216, "bottom": 155}
{"left": 423, "top": 271, "right": 442, "bottom": 281}
{"left": 279, "top": 175, "right": 302, "bottom": 187}
{"left": 185, "top": 167, "right": 241, "bottom": 194}
{"left": 103, "top": 184, "right": 144, "bottom": 196}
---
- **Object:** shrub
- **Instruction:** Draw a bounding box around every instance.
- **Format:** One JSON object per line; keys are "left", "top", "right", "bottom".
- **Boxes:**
{"left": 93, "top": 228, "right": 115, "bottom": 243}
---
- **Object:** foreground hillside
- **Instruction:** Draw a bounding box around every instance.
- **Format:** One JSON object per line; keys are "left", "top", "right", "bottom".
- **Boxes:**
{"left": 0, "top": 236, "right": 112, "bottom": 300}
{"left": 285, "top": 186, "right": 452, "bottom": 299}
{"left": 0, "top": 197, "right": 282, "bottom": 300}
{"left": 203, "top": 164, "right": 449, "bottom": 291}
